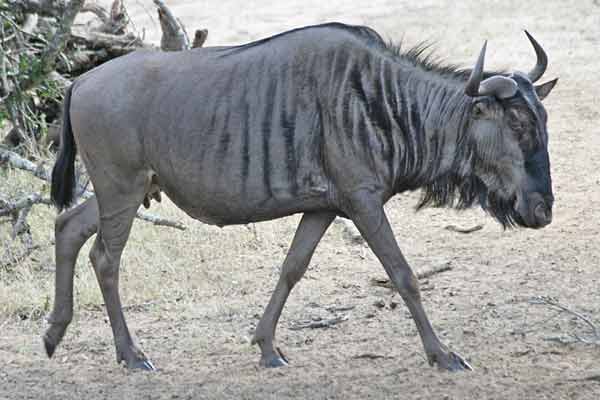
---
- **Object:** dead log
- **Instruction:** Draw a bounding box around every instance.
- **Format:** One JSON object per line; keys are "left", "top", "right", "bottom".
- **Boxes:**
{"left": 154, "top": 0, "right": 190, "bottom": 51}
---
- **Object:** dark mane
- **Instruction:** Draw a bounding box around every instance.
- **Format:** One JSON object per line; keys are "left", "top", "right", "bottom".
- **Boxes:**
{"left": 383, "top": 41, "right": 468, "bottom": 77}
{"left": 380, "top": 39, "right": 506, "bottom": 81}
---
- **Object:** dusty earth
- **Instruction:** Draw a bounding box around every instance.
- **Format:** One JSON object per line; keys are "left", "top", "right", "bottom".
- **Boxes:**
{"left": 2, "top": 0, "right": 600, "bottom": 399}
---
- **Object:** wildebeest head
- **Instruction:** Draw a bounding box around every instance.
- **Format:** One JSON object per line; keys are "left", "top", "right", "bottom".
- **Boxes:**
{"left": 462, "top": 31, "right": 557, "bottom": 229}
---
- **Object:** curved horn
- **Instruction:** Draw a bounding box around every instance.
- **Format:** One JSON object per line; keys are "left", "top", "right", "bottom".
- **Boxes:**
{"left": 524, "top": 30, "right": 547, "bottom": 83}
{"left": 465, "top": 41, "right": 487, "bottom": 97}
{"left": 478, "top": 76, "right": 518, "bottom": 99}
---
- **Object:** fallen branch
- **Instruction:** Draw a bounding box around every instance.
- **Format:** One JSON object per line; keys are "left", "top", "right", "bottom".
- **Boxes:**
{"left": 0, "top": 147, "right": 50, "bottom": 180}
{"left": 289, "top": 315, "right": 348, "bottom": 330}
{"left": 0, "top": 147, "right": 187, "bottom": 230}
{"left": 0, "top": 191, "right": 51, "bottom": 238}
{"left": 0, "top": 192, "right": 50, "bottom": 218}
{"left": 370, "top": 263, "right": 453, "bottom": 289}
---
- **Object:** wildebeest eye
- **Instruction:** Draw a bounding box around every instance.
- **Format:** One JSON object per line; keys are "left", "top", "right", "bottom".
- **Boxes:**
{"left": 509, "top": 118, "right": 526, "bottom": 133}
{"left": 472, "top": 102, "right": 487, "bottom": 119}
{"left": 507, "top": 109, "right": 528, "bottom": 133}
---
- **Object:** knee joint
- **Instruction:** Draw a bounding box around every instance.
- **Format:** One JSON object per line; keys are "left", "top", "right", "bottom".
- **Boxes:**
{"left": 280, "top": 258, "right": 307, "bottom": 288}
{"left": 89, "top": 240, "right": 117, "bottom": 280}
{"left": 396, "top": 271, "right": 421, "bottom": 299}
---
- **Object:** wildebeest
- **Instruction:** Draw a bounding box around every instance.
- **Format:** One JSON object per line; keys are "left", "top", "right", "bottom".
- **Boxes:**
{"left": 45, "top": 22, "right": 557, "bottom": 372}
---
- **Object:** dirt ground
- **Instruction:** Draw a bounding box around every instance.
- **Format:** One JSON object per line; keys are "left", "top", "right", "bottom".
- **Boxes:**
{"left": 2, "top": 0, "right": 600, "bottom": 399}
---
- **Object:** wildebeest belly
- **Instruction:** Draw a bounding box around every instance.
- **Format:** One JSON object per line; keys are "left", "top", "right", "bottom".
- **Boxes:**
{"left": 156, "top": 165, "right": 331, "bottom": 226}
{"left": 147, "top": 109, "right": 332, "bottom": 226}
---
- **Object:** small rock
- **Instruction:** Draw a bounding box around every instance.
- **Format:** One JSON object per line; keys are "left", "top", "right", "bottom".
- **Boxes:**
{"left": 373, "top": 300, "right": 386, "bottom": 309}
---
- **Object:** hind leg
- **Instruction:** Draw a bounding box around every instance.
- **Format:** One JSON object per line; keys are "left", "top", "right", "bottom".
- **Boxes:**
{"left": 88, "top": 183, "right": 154, "bottom": 370}
{"left": 44, "top": 196, "right": 98, "bottom": 358}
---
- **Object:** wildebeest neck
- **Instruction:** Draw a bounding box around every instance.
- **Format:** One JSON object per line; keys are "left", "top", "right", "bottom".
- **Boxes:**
{"left": 333, "top": 48, "right": 474, "bottom": 203}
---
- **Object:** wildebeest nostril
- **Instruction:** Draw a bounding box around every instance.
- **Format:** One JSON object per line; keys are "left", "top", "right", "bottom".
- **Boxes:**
{"left": 534, "top": 203, "right": 552, "bottom": 225}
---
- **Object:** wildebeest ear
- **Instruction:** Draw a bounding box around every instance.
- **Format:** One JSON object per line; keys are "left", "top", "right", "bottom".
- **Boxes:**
{"left": 535, "top": 78, "right": 558, "bottom": 100}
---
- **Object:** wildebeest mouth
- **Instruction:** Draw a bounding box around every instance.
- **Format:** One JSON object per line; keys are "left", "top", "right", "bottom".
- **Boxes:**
{"left": 481, "top": 190, "right": 552, "bottom": 229}
{"left": 514, "top": 192, "right": 553, "bottom": 229}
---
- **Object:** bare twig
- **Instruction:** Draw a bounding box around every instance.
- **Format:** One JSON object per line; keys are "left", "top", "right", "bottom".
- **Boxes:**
{"left": 325, "top": 304, "right": 356, "bottom": 313}
{"left": 352, "top": 353, "right": 390, "bottom": 360}
{"left": 370, "top": 263, "right": 453, "bottom": 289}
{"left": 417, "top": 263, "right": 453, "bottom": 279}
{"left": 444, "top": 224, "right": 484, "bottom": 234}
{"left": 136, "top": 210, "right": 186, "bottom": 231}
{"left": 289, "top": 315, "right": 348, "bottom": 330}
{"left": 529, "top": 296, "right": 600, "bottom": 342}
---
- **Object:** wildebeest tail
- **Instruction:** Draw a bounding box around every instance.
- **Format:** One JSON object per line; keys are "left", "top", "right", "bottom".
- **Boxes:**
{"left": 51, "top": 84, "right": 77, "bottom": 211}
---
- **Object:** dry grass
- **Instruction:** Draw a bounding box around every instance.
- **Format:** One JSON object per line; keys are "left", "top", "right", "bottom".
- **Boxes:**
{"left": 2, "top": 1, "right": 600, "bottom": 399}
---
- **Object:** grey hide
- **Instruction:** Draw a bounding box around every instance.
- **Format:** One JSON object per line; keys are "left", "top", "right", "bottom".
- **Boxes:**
{"left": 46, "top": 23, "right": 557, "bottom": 372}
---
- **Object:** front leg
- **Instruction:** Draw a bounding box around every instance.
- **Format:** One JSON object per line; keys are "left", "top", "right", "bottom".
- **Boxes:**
{"left": 347, "top": 193, "right": 472, "bottom": 371}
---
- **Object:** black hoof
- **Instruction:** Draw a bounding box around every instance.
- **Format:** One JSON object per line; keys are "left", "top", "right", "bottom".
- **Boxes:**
{"left": 261, "top": 347, "right": 289, "bottom": 368}
{"left": 262, "top": 356, "right": 289, "bottom": 368}
{"left": 128, "top": 359, "right": 156, "bottom": 371}
{"left": 439, "top": 351, "right": 473, "bottom": 372}
{"left": 43, "top": 335, "right": 56, "bottom": 358}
